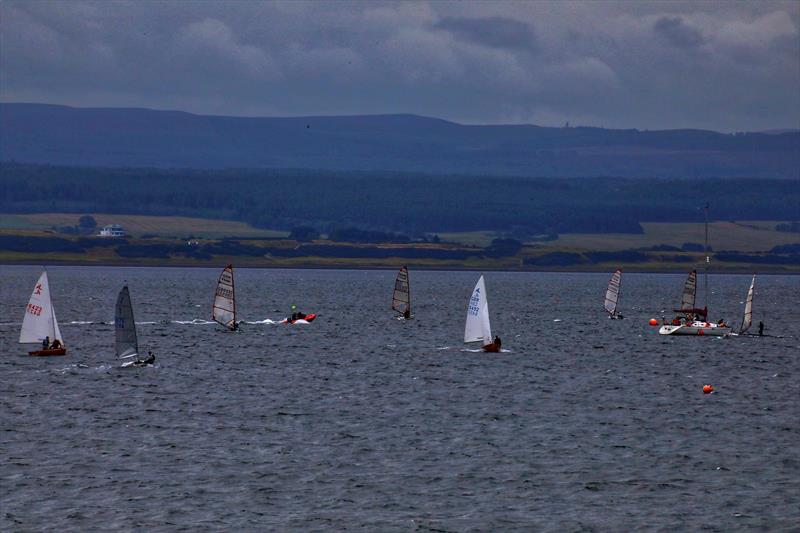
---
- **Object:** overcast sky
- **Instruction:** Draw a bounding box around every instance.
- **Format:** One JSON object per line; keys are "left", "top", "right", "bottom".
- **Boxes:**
{"left": 1, "top": 0, "right": 798, "bottom": 131}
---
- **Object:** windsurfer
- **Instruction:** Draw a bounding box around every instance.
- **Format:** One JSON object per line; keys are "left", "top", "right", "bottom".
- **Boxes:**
{"left": 403, "top": 309, "right": 411, "bottom": 320}
{"left": 758, "top": 321, "right": 764, "bottom": 336}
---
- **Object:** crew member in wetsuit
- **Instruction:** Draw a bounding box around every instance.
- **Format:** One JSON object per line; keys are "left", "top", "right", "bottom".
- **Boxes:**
{"left": 143, "top": 351, "right": 155, "bottom": 365}
{"left": 50, "top": 338, "right": 62, "bottom": 349}
{"left": 494, "top": 335, "right": 501, "bottom": 348}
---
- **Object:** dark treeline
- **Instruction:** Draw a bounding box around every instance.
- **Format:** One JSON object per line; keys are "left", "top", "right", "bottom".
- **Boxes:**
{"left": 1, "top": 163, "right": 798, "bottom": 235}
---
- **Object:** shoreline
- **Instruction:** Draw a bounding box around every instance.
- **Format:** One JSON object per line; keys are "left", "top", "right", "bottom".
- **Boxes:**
{"left": 1, "top": 259, "right": 797, "bottom": 275}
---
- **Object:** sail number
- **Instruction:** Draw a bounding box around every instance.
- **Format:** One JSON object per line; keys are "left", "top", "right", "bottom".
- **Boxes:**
{"left": 26, "top": 303, "right": 44, "bottom": 316}
{"left": 468, "top": 291, "right": 481, "bottom": 316}
{"left": 115, "top": 317, "right": 125, "bottom": 329}
{"left": 216, "top": 287, "right": 233, "bottom": 299}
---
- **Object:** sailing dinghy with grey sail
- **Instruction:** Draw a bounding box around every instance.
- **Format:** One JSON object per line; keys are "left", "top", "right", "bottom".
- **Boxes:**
{"left": 116, "top": 285, "right": 153, "bottom": 367}
{"left": 604, "top": 269, "right": 623, "bottom": 319}
{"left": 212, "top": 264, "right": 238, "bottom": 330}
{"left": 392, "top": 266, "right": 412, "bottom": 320}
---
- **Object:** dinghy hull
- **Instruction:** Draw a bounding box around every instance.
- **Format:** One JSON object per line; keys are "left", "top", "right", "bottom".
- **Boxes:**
{"left": 482, "top": 343, "right": 500, "bottom": 353}
{"left": 659, "top": 323, "right": 730, "bottom": 336}
{"left": 28, "top": 348, "right": 67, "bottom": 356}
{"left": 282, "top": 313, "right": 317, "bottom": 325}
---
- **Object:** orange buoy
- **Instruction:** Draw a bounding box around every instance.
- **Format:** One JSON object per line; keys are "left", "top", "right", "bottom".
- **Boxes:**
{"left": 703, "top": 384, "right": 714, "bottom": 394}
{"left": 649, "top": 318, "right": 658, "bottom": 326}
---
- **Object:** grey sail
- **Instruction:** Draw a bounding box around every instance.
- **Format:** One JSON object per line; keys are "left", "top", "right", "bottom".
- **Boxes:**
{"left": 115, "top": 285, "right": 139, "bottom": 359}
{"left": 391, "top": 266, "right": 410, "bottom": 316}
{"left": 680, "top": 270, "right": 697, "bottom": 311}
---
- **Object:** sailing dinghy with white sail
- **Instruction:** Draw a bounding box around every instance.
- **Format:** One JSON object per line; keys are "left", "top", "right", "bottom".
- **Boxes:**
{"left": 212, "top": 264, "right": 238, "bottom": 331}
{"left": 465, "top": 275, "right": 501, "bottom": 352}
{"left": 659, "top": 205, "right": 730, "bottom": 336}
{"left": 738, "top": 275, "right": 756, "bottom": 335}
{"left": 392, "top": 266, "right": 412, "bottom": 319}
{"left": 20, "top": 271, "right": 66, "bottom": 356}
{"left": 116, "top": 285, "right": 153, "bottom": 367}
{"left": 604, "top": 269, "right": 623, "bottom": 319}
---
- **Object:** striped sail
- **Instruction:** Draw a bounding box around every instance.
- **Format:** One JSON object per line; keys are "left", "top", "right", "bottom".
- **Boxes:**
{"left": 115, "top": 285, "right": 139, "bottom": 359}
{"left": 739, "top": 275, "right": 755, "bottom": 334}
{"left": 212, "top": 264, "right": 236, "bottom": 329}
{"left": 19, "top": 271, "right": 63, "bottom": 345}
{"left": 391, "top": 266, "right": 410, "bottom": 316}
{"left": 465, "top": 275, "right": 492, "bottom": 345}
{"left": 604, "top": 269, "right": 622, "bottom": 316}
{"left": 680, "top": 270, "right": 697, "bottom": 311}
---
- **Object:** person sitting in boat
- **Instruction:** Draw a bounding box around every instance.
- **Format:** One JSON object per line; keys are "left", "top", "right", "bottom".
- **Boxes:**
{"left": 717, "top": 318, "right": 726, "bottom": 328}
{"left": 50, "top": 338, "right": 62, "bottom": 349}
{"left": 672, "top": 317, "right": 681, "bottom": 326}
{"left": 494, "top": 335, "right": 501, "bottom": 348}
{"left": 140, "top": 351, "right": 155, "bottom": 365}
{"left": 43, "top": 336, "right": 50, "bottom": 350}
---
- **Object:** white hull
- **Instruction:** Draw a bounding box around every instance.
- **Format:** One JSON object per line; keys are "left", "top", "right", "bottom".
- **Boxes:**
{"left": 659, "top": 323, "right": 730, "bottom": 336}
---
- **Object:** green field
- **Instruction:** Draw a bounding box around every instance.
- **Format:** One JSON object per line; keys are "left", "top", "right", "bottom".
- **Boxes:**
{"left": 441, "top": 221, "right": 798, "bottom": 252}
{"left": 0, "top": 213, "right": 289, "bottom": 239}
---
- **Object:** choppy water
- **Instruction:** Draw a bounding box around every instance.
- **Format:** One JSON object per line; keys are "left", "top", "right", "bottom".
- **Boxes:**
{"left": 1, "top": 266, "right": 798, "bottom": 531}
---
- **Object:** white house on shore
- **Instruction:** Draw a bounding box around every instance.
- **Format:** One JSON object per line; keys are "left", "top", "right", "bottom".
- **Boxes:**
{"left": 99, "top": 224, "right": 126, "bottom": 237}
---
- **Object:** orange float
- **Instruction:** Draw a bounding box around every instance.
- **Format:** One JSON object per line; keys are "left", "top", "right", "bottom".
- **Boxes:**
{"left": 703, "top": 384, "right": 714, "bottom": 394}
{"left": 649, "top": 318, "right": 658, "bottom": 326}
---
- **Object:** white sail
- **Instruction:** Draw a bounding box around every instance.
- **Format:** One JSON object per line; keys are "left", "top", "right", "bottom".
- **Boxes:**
{"left": 465, "top": 275, "right": 492, "bottom": 345}
{"left": 115, "top": 285, "right": 139, "bottom": 358}
{"left": 19, "top": 271, "right": 62, "bottom": 344}
{"left": 604, "top": 269, "right": 622, "bottom": 316}
{"left": 212, "top": 264, "right": 236, "bottom": 329}
{"left": 391, "top": 266, "right": 410, "bottom": 316}
{"left": 740, "top": 275, "right": 755, "bottom": 334}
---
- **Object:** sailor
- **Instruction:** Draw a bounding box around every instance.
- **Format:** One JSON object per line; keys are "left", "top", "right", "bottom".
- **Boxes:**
{"left": 232, "top": 321, "right": 239, "bottom": 331}
{"left": 43, "top": 336, "right": 50, "bottom": 350}
{"left": 758, "top": 321, "right": 764, "bottom": 336}
{"left": 143, "top": 351, "right": 155, "bottom": 365}
{"left": 494, "top": 335, "right": 502, "bottom": 348}
{"left": 403, "top": 308, "right": 411, "bottom": 320}
{"left": 50, "top": 338, "right": 62, "bottom": 349}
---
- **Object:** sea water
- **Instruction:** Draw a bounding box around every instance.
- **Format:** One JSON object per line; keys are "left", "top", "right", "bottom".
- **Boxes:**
{"left": 1, "top": 266, "right": 798, "bottom": 530}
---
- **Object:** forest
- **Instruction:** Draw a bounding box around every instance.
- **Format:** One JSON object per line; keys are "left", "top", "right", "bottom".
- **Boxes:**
{"left": 1, "top": 162, "right": 798, "bottom": 236}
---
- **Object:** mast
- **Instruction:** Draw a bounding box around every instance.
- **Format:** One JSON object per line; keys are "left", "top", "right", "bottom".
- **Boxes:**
{"left": 231, "top": 265, "right": 237, "bottom": 326}
{"left": 704, "top": 202, "right": 709, "bottom": 312}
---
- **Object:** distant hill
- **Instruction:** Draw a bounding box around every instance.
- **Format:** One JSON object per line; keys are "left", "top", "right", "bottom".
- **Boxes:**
{"left": 1, "top": 103, "right": 798, "bottom": 178}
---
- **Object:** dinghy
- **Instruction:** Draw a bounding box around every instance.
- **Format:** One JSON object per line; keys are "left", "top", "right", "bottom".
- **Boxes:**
{"left": 738, "top": 274, "right": 756, "bottom": 335}
{"left": 465, "top": 275, "right": 501, "bottom": 352}
{"left": 212, "top": 264, "right": 238, "bottom": 331}
{"left": 20, "top": 271, "right": 66, "bottom": 356}
{"left": 659, "top": 205, "right": 730, "bottom": 336}
{"left": 116, "top": 285, "right": 152, "bottom": 367}
{"left": 604, "top": 269, "right": 623, "bottom": 319}
{"left": 392, "top": 266, "right": 412, "bottom": 319}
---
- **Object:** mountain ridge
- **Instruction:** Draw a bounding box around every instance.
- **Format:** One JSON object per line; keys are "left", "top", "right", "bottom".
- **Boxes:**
{"left": 1, "top": 103, "right": 798, "bottom": 178}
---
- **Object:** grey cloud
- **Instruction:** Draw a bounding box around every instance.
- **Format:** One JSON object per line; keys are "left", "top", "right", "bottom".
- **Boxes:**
{"left": 0, "top": 1, "right": 797, "bottom": 131}
{"left": 434, "top": 16, "right": 536, "bottom": 50}
{"left": 653, "top": 16, "right": 706, "bottom": 48}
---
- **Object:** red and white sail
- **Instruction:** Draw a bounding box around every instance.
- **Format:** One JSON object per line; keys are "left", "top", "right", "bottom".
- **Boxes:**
{"left": 212, "top": 264, "right": 236, "bottom": 329}
{"left": 19, "top": 271, "right": 63, "bottom": 345}
{"left": 604, "top": 269, "right": 622, "bottom": 316}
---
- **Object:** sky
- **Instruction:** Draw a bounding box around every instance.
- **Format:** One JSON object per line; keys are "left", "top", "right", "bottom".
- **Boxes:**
{"left": 1, "top": 0, "right": 799, "bottom": 131}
